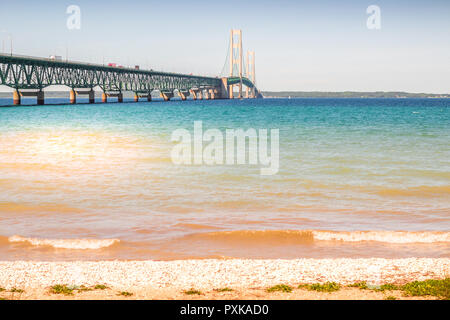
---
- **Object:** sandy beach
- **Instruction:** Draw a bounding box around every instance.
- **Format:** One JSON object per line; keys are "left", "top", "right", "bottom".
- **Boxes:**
{"left": 0, "top": 258, "right": 448, "bottom": 300}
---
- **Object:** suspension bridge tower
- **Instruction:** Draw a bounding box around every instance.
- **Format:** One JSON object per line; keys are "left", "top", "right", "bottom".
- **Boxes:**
{"left": 229, "top": 29, "right": 243, "bottom": 99}
{"left": 246, "top": 50, "right": 256, "bottom": 98}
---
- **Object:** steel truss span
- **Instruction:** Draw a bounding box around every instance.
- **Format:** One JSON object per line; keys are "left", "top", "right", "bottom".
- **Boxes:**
{"left": 0, "top": 53, "right": 260, "bottom": 105}
{"left": 0, "top": 54, "right": 221, "bottom": 92}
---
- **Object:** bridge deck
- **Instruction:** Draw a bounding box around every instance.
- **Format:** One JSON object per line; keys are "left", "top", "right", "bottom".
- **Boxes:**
{"left": 0, "top": 53, "right": 260, "bottom": 104}
{"left": 0, "top": 53, "right": 218, "bottom": 81}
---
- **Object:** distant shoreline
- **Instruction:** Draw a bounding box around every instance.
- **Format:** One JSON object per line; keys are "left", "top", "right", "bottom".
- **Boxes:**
{"left": 262, "top": 91, "right": 450, "bottom": 99}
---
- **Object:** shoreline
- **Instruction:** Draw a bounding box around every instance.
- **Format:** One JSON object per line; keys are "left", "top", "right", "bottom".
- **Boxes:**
{"left": 1, "top": 258, "right": 448, "bottom": 300}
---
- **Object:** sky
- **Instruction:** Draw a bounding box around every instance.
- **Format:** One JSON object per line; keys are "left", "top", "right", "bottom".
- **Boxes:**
{"left": 0, "top": 0, "right": 449, "bottom": 93}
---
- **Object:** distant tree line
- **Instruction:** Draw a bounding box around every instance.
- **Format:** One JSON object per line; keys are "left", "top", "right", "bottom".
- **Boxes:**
{"left": 261, "top": 91, "right": 450, "bottom": 98}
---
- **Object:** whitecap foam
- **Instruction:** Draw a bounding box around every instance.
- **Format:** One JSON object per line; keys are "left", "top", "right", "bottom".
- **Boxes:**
{"left": 312, "top": 231, "right": 450, "bottom": 243}
{"left": 8, "top": 235, "right": 120, "bottom": 249}
{"left": 187, "top": 230, "right": 450, "bottom": 245}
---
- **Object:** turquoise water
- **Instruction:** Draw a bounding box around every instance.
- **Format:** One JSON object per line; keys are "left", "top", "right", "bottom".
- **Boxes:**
{"left": 0, "top": 98, "right": 449, "bottom": 260}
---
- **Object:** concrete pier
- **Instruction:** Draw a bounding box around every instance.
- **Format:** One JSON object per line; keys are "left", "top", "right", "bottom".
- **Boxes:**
{"left": 13, "top": 90, "right": 21, "bottom": 105}
{"left": 102, "top": 92, "right": 123, "bottom": 103}
{"left": 189, "top": 89, "right": 198, "bottom": 100}
{"left": 133, "top": 92, "right": 152, "bottom": 102}
{"left": 229, "top": 85, "right": 234, "bottom": 99}
{"left": 218, "top": 78, "right": 230, "bottom": 100}
{"left": 209, "top": 89, "right": 216, "bottom": 100}
{"left": 178, "top": 90, "right": 190, "bottom": 101}
{"left": 70, "top": 89, "right": 76, "bottom": 104}
{"left": 70, "top": 89, "right": 95, "bottom": 104}
{"left": 88, "top": 89, "right": 95, "bottom": 104}
{"left": 36, "top": 91, "right": 44, "bottom": 105}
{"left": 18, "top": 90, "right": 45, "bottom": 105}
{"left": 160, "top": 91, "right": 174, "bottom": 101}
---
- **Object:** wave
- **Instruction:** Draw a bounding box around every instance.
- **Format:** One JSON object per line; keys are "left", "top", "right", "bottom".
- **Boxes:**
{"left": 7, "top": 235, "right": 120, "bottom": 249}
{"left": 311, "top": 230, "right": 450, "bottom": 243}
{"left": 186, "top": 230, "right": 450, "bottom": 245}
{"left": 184, "top": 230, "right": 315, "bottom": 245}
{"left": 3, "top": 230, "right": 449, "bottom": 252}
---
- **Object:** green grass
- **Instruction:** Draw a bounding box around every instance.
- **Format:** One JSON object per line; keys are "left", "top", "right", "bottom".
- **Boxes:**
{"left": 10, "top": 288, "right": 24, "bottom": 293}
{"left": 346, "top": 283, "right": 399, "bottom": 291}
{"left": 0, "top": 288, "right": 5, "bottom": 292}
{"left": 213, "top": 287, "right": 233, "bottom": 292}
{"left": 266, "top": 284, "right": 293, "bottom": 293}
{"left": 347, "top": 282, "right": 368, "bottom": 290}
{"left": 50, "top": 284, "right": 110, "bottom": 294}
{"left": 94, "top": 285, "right": 109, "bottom": 290}
{"left": 298, "top": 282, "right": 341, "bottom": 293}
{"left": 77, "top": 285, "right": 93, "bottom": 292}
{"left": 402, "top": 278, "right": 450, "bottom": 300}
{"left": 184, "top": 289, "right": 202, "bottom": 295}
{"left": 118, "top": 291, "right": 133, "bottom": 297}
{"left": 50, "top": 285, "right": 74, "bottom": 295}
{"left": 384, "top": 295, "right": 397, "bottom": 300}
{"left": 349, "top": 278, "right": 450, "bottom": 299}
{"left": 377, "top": 283, "right": 399, "bottom": 292}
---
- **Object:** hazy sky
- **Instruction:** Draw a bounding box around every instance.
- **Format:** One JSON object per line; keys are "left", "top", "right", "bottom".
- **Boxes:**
{"left": 0, "top": 0, "right": 449, "bottom": 92}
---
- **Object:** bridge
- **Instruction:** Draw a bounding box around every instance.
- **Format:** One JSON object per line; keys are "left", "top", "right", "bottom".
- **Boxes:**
{"left": 0, "top": 29, "right": 261, "bottom": 106}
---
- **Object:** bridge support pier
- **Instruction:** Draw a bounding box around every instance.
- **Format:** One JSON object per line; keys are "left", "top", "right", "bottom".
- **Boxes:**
{"left": 71, "top": 89, "right": 95, "bottom": 104}
{"left": 160, "top": 91, "right": 174, "bottom": 101}
{"left": 245, "top": 87, "right": 251, "bottom": 99}
{"left": 189, "top": 89, "right": 198, "bottom": 100}
{"left": 178, "top": 90, "right": 190, "bottom": 101}
{"left": 217, "top": 77, "right": 229, "bottom": 100}
{"left": 102, "top": 92, "right": 123, "bottom": 103}
{"left": 133, "top": 92, "right": 152, "bottom": 102}
{"left": 13, "top": 90, "right": 21, "bottom": 105}
{"left": 209, "top": 89, "right": 216, "bottom": 100}
{"left": 88, "top": 90, "right": 95, "bottom": 104}
{"left": 70, "top": 89, "right": 76, "bottom": 104}
{"left": 18, "top": 90, "right": 44, "bottom": 105}
{"left": 36, "top": 91, "right": 44, "bottom": 105}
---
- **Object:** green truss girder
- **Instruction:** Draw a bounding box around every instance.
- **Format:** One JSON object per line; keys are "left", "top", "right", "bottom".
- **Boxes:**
{"left": 226, "top": 76, "right": 255, "bottom": 88}
{"left": 0, "top": 55, "right": 224, "bottom": 93}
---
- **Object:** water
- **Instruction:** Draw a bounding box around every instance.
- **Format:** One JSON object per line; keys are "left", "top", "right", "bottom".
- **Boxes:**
{"left": 0, "top": 98, "right": 449, "bottom": 260}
